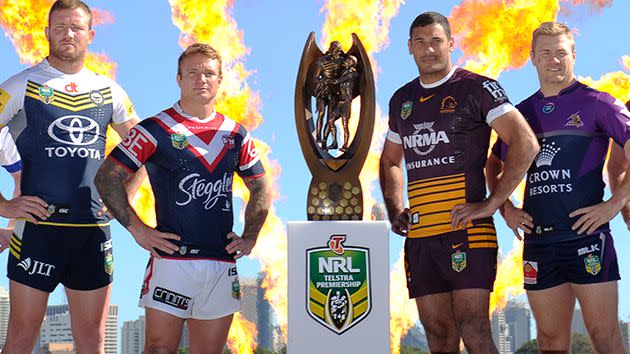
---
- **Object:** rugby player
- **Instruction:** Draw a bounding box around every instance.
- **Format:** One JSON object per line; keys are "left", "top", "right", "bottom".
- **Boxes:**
{"left": 0, "top": 1, "right": 140, "bottom": 352}
{"left": 487, "top": 22, "right": 630, "bottom": 354}
{"left": 95, "top": 43, "right": 271, "bottom": 353}
{"left": 0, "top": 126, "right": 22, "bottom": 248}
{"left": 379, "top": 12, "right": 538, "bottom": 353}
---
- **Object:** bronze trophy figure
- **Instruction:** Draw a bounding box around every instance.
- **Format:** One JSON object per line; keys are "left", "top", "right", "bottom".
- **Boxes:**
{"left": 295, "top": 32, "right": 375, "bottom": 220}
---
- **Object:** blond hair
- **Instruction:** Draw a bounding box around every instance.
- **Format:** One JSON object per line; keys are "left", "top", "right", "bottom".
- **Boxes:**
{"left": 177, "top": 43, "right": 222, "bottom": 77}
{"left": 532, "top": 22, "right": 575, "bottom": 53}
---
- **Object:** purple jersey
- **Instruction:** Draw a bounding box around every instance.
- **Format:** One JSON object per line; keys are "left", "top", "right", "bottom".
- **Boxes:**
{"left": 388, "top": 67, "right": 515, "bottom": 241}
{"left": 108, "top": 103, "right": 265, "bottom": 261}
{"left": 492, "top": 81, "right": 630, "bottom": 243}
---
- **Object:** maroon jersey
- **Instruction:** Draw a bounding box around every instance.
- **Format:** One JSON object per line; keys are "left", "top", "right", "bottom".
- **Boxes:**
{"left": 388, "top": 67, "right": 514, "bottom": 240}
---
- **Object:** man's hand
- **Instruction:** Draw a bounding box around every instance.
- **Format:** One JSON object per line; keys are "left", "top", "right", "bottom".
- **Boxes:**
{"left": 129, "top": 224, "right": 180, "bottom": 258}
{"left": 225, "top": 232, "right": 256, "bottom": 260}
{"left": 0, "top": 228, "right": 11, "bottom": 253}
{"left": 390, "top": 208, "right": 411, "bottom": 236}
{"left": 450, "top": 199, "right": 498, "bottom": 229}
{"left": 502, "top": 202, "right": 533, "bottom": 240}
{"left": 96, "top": 198, "right": 112, "bottom": 219}
{"left": 0, "top": 196, "right": 50, "bottom": 223}
{"left": 570, "top": 200, "right": 621, "bottom": 235}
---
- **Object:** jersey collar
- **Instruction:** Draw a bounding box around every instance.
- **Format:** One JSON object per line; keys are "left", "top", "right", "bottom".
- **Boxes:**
{"left": 419, "top": 66, "right": 459, "bottom": 89}
{"left": 173, "top": 101, "right": 217, "bottom": 123}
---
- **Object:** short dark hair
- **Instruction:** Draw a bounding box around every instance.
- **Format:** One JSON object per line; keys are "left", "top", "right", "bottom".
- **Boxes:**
{"left": 177, "top": 43, "right": 223, "bottom": 77}
{"left": 48, "top": 0, "right": 93, "bottom": 29}
{"left": 409, "top": 12, "right": 451, "bottom": 39}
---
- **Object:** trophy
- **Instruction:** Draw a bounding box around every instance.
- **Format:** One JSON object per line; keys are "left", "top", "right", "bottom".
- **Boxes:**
{"left": 294, "top": 33, "right": 375, "bottom": 221}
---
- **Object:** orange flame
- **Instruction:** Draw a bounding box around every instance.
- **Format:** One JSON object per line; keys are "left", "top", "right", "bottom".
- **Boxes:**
{"left": 490, "top": 242, "right": 525, "bottom": 313}
{"left": 168, "top": 0, "right": 285, "bottom": 349}
{"left": 451, "top": 0, "right": 560, "bottom": 78}
{"left": 389, "top": 249, "right": 419, "bottom": 354}
{"left": 227, "top": 313, "right": 258, "bottom": 354}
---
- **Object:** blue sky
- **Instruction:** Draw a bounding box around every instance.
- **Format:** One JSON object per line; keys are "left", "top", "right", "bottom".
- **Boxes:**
{"left": 1, "top": 0, "right": 629, "bottom": 333}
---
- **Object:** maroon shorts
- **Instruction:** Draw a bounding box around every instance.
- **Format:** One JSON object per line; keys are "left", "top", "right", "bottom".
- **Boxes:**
{"left": 404, "top": 229, "right": 498, "bottom": 298}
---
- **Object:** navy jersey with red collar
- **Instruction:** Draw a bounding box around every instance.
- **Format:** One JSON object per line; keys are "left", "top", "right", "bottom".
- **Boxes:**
{"left": 493, "top": 82, "right": 630, "bottom": 243}
{"left": 108, "top": 103, "right": 265, "bottom": 261}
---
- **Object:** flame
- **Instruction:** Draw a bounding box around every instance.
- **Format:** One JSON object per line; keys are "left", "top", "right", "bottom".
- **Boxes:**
{"left": 168, "top": 0, "right": 285, "bottom": 349}
{"left": 451, "top": 0, "right": 560, "bottom": 79}
{"left": 490, "top": 242, "right": 525, "bottom": 313}
{"left": 389, "top": 249, "right": 419, "bottom": 354}
{"left": 578, "top": 56, "right": 630, "bottom": 104}
{"left": 226, "top": 313, "right": 258, "bottom": 354}
{"left": 0, "top": 0, "right": 116, "bottom": 65}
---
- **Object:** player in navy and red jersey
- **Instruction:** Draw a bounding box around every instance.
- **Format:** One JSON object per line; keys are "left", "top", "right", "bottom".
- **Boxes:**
{"left": 95, "top": 43, "right": 271, "bottom": 353}
{"left": 487, "top": 23, "right": 630, "bottom": 353}
{"left": 379, "top": 12, "right": 539, "bottom": 354}
{"left": 0, "top": 1, "right": 141, "bottom": 353}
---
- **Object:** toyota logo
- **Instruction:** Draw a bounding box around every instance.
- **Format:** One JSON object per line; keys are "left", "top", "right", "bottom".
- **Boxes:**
{"left": 48, "top": 115, "right": 100, "bottom": 146}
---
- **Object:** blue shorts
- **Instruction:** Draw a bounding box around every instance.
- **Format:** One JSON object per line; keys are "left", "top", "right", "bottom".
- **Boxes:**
{"left": 7, "top": 220, "right": 113, "bottom": 293}
{"left": 522, "top": 232, "right": 620, "bottom": 291}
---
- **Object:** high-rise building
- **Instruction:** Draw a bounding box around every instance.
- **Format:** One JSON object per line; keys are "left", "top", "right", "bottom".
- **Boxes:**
{"left": 121, "top": 316, "right": 145, "bottom": 354}
{"left": 36, "top": 304, "right": 118, "bottom": 354}
{"left": 492, "top": 310, "right": 513, "bottom": 354}
{"left": 104, "top": 305, "right": 118, "bottom": 354}
{"left": 620, "top": 321, "right": 629, "bottom": 352}
{"left": 0, "top": 286, "right": 10, "bottom": 348}
{"left": 504, "top": 301, "right": 531, "bottom": 352}
{"left": 240, "top": 274, "right": 273, "bottom": 350}
{"left": 571, "top": 308, "right": 588, "bottom": 336}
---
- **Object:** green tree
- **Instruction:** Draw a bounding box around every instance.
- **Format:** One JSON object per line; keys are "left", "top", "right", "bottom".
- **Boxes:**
{"left": 515, "top": 339, "right": 538, "bottom": 354}
{"left": 400, "top": 345, "right": 429, "bottom": 354}
{"left": 177, "top": 348, "right": 189, "bottom": 354}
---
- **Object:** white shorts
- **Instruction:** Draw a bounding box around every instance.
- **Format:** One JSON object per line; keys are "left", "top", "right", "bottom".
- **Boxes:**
{"left": 139, "top": 257, "right": 240, "bottom": 320}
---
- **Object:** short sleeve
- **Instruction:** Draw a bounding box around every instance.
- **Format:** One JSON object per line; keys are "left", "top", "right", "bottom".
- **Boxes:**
{"left": 0, "top": 126, "right": 21, "bottom": 172}
{"left": 478, "top": 78, "right": 516, "bottom": 125}
{"left": 108, "top": 121, "right": 157, "bottom": 173}
{"left": 110, "top": 80, "right": 140, "bottom": 125}
{"left": 237, "top": 132, "right": 265, "bottom": 179}
{"left": 595, "top": 95, "right": 630, "bottom": 148}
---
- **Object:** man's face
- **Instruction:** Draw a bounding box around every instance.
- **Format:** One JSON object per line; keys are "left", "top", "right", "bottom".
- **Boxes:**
{"left": 177, "top": 53, "right": 222, "bottom": 104}
{"left": 531, "top": 34, "right": 576, "bottom": 86}
{"left": 408, "top": 23, "right": 454, "bottom": 76}
{"left": 46, "top": 8, "right": 94, "bottom": 63}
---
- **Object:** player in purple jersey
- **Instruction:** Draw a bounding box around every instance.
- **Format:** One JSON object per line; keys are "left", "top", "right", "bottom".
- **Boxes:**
{"left": 0, "top": 1, "right": 142, "bottom": 353}
{"left": 95, "top": 44, "right": 271, "bottom": 353}
{"left": 379, "top": 12, "right": 538, "bottom": 354}
{"left": 487, "top": 23, "right": 630, "bottom": 354}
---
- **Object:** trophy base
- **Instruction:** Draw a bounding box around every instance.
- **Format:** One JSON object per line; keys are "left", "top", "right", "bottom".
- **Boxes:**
{"left": 306, "top": 178, "right": 363, "bottom": 220}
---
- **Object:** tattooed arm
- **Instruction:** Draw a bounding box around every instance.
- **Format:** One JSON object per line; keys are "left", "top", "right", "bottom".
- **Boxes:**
{"left": 225, "top": 174, "right": 272, "bottom": 259}
{"left": 95, "top": 158, "right": 179, "bottom": 257}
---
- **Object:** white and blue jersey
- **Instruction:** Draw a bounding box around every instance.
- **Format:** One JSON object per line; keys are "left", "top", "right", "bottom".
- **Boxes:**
{"left": 108, "top": 103, "right": 265, "bottom": 261}
{"left": 0, "top": 126, "right": 21, "bottom": 173}
{"left": 0, "top": 59, "right": 138, "bottom": 226}
{"left": 493, "top": 81, "right": 630, "bottom": 244}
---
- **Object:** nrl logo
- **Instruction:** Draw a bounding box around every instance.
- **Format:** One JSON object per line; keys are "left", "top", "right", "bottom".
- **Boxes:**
{"left": 306, "top": 234, "right": 371, "bottom": 335}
